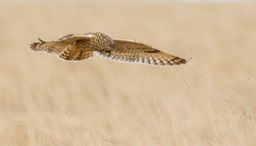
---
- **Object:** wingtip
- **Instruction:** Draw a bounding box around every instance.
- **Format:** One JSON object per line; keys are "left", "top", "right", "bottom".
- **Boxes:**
{"left": 30, "top": 42, "right": 39, "bottom": 51}
{"left": 179, "top": 57, "right": 192, "bottom": 64}
{"left": 171, "top": 57, "right": 188, "bottom": 65}
{"left": 38, "top": 38, "right": 45, "bottom": 43}
{"left": 184, "top": 57, "right": 192, "bottom": 64}
{"left": 30, "top": 38, "right": 45, "bottom": 51}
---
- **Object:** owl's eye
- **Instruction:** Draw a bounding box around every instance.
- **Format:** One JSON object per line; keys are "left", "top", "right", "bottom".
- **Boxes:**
{"left": 105, "top": 50, "right": 111, "bottom": 53}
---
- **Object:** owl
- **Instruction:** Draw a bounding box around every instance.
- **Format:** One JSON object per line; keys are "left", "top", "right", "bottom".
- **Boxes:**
{"left": 30, "top": 32, "right": 187, "bottom": 66}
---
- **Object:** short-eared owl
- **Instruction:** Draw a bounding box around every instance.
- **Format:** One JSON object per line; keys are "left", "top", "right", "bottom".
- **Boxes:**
{"left": 30, "top": 32, "right": 187, "bottom": 66}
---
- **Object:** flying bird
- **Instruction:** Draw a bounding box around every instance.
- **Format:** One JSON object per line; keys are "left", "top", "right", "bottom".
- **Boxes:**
{"left": 30, "top": 32, "right": 187, "bottom": 66}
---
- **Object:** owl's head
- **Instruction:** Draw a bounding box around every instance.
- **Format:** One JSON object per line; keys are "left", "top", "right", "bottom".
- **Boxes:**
{"left": 91, "top": 32, "right": 115, "bottom": 52}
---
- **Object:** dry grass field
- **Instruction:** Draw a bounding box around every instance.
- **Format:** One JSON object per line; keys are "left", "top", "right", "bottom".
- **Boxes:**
{"left": 0, "top": 1, "right": 256, "bottom": 146}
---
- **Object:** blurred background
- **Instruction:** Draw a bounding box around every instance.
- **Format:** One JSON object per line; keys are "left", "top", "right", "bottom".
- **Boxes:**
{"left": 0, "top": 0, "right": 256, "bottom": 146}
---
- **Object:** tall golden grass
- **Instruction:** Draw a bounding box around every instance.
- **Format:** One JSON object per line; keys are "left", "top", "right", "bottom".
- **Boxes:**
{"left": 0, "top": 1, "right": 255, "bottom": 145}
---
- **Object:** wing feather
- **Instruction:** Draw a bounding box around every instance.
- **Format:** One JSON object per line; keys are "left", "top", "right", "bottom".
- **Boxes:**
{"left": 59, "top": 41, "right": 93, "bottom": 61}
{"left": 30, "top": 33, "right": 93, "bottom": 55}
{"left": 98, "top": 39, "right": 187, "bottom": 66}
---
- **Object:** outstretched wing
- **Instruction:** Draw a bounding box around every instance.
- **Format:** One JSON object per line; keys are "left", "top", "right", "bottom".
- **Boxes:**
{"left": 98, "top": 39, "right": 187, "bottom": 66}
{"left": 30, "top": 33, "right": 93, "bottom": 55}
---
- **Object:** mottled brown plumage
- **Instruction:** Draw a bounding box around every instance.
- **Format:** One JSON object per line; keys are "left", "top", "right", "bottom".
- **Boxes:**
{"left": 30, "top": 32, "right": 187, "bottom": 66}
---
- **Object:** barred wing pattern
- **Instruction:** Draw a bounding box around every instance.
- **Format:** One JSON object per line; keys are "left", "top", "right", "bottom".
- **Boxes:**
{"left": 98, "top": 39, "right": 187, "bottom": 66}
{"left": 30, "top": 34, "right": 94, "bottom": 60}
{"left": 30, "top": 38, "right": 68, "bottom": 54}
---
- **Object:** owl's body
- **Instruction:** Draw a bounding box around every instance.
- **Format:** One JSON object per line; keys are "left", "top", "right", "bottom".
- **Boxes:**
{"left": 30, "top": 32, "right": 187, "bottom": 66}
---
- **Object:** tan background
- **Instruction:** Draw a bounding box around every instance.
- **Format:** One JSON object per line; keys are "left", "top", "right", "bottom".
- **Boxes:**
{"left": 0, "top": 1, "right": 256, "bottom": 146}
